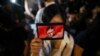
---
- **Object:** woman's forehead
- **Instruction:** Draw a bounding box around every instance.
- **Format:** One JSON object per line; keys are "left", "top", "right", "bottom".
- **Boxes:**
{"left": 50, "top": 15, "right": 63, "bottom": 23}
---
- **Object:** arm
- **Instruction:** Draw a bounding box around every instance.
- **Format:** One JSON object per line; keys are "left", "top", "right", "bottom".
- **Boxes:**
{"left": 24, "top": 38, "right": 42, "bottom": 56}
{"left": 73, "top": 44, "right": 84, "bottom": 56}
{"left": 24, "top": 40, "right": 29, "bottom": 56}
{"left": 24, "top": 0, "right": 35, "bottom": 19}
{"left": 30, "top": 38, "right": 42, "bottom": 56}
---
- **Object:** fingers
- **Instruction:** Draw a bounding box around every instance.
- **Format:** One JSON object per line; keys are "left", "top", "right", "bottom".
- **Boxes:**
{"left": 30, "top": 38, "right": 42, "bottom": 53}
{"left": 31, "top": 38, "right": 42, "bottom": 47}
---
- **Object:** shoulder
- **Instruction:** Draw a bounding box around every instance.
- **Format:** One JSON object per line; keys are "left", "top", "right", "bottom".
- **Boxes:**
{"left": 63, "top": 31, "right": 74, "bottom": 47}
{"left": 37, "top": 8, "right": 45, "bottom": 14}
{"left": 35, "top": 8, "right": 45, "bottom": 23}
{"left": 64, "top": 31, "right": 74, "bottom": 41}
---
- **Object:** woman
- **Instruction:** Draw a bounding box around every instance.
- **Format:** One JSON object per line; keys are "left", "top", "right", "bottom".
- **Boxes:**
{"left": 30, "top": 4, "right": 74, "bottom": 56}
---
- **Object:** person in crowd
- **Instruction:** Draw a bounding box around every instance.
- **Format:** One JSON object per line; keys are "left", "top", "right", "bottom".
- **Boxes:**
{"left": 30, "top": 4, "right": 74, "bottom": 56}
{"left": 74, "top": 4, "right": 100, "bottom": 56}
{"left": 66, "top": 11, "right": 78, "bottom": 37}
{"left": 24, "top": 0, "right": 35, "bottom": 20}
{"left": 0, "top": 2, "right": 29, "bottom": 56}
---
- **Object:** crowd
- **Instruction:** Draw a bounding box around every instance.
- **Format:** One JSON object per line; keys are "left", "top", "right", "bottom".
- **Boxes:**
{"left": 0, "top": 0, "right": 100, "bottom": 56}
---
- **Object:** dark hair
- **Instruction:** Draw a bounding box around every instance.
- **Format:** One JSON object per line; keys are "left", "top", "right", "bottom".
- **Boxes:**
{"left": 0, "top": 0, "right": 8, "bottom": 6}
{"left": 40, "top": 1, "right": 45, "bottom": 8}
{"left": 42, "top": 4, "right": 65, "bottom": 23}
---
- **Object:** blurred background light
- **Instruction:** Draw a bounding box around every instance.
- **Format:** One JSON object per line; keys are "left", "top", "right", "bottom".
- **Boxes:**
{"left": 10, "top": 0, "right": 16, "bottom": 4}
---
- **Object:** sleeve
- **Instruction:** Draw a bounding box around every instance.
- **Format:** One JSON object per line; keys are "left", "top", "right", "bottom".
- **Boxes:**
{"left": 30, "top": 8, "right": 44, "bottom": 38}
{"left": 62, "top": 31, "right": 74, "bottom": 56}
{"left": 35, "top": 8, "right": 44, "bottom": 23}
{"left": 75, "top": 30, "right": 88, "bottom": 49}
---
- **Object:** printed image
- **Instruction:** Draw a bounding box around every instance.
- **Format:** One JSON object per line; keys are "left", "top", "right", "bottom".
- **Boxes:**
{"left": 37, "top": 24, "right": 64, "bottom": 39}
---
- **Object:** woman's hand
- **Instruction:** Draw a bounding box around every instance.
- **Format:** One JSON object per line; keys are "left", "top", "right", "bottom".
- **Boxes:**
{"left": 30, "top": 38, "right": 42, "bottom": 56}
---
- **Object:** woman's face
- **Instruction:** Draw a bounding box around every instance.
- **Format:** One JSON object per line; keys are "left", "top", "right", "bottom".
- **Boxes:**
{"left": 50, "top": 15, "right": 63, "bottom": 23}
{"left": 49, "top": 14, "right": 63, "bottom": 49}
{"left": 67, "top": 13, "right": 77, "bottom": 22}
{"left": 47, "top": 14, "right": 63, "bottom": 38}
